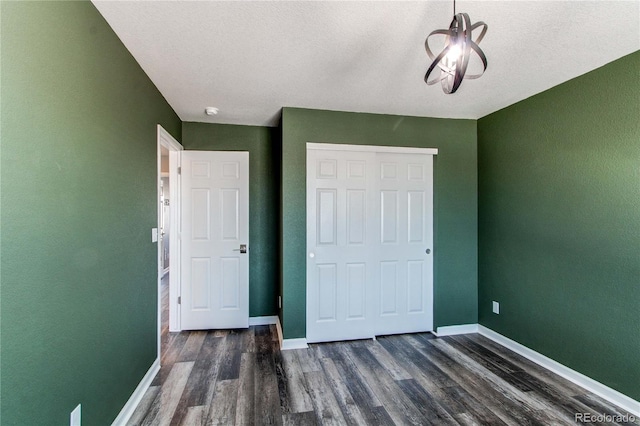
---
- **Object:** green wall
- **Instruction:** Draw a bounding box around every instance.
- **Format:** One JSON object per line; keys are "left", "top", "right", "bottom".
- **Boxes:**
{"left": 182, "top": 122, "right": 280, "bottom": 317}
{"left": 477, "top": 52, "right": 640, "bottom": 400}
{"left": 281, "top": 108, "right": 478, "bottom": 339}
{"left": 0, "top": 2, "right": 181, "bottom": 424}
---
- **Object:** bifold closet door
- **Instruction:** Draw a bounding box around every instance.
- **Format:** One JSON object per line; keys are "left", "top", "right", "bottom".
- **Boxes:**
{"left": 307, "top": 146, "right": 434, "bottom": 343}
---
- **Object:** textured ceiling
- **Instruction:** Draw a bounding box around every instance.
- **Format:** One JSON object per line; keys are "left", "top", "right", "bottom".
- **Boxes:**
{"left": 92, "top": 1, "right": 639, "bottom": 127}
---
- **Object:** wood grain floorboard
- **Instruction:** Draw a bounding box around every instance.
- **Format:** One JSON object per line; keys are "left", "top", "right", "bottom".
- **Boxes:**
{"left": 255, "top": 351, "right": 282, "bottom": 425}
{"left": 318, "top": 357, "right": 368, "bottom": 425}
{"left": 180, "top": 406, "right": 206, "bottom": 426}
{"left": 279, "top": 350, "right": 314, "bottom": 414}
{"left": 345, "top": 343, "right": 424, "bottom": 425}
{"left": 304, "top": 370, "right": 348, "bottom": 426}
{"left": 141, "top": 361, "right": 194, "bottom": 426}
{"left": 127, "top": 385, "right": 159, "bottom": 426}
{"left": 316, "top": 342, "right": 391, "bottom": 425}
{"left": 177, "top": 331, "right": 207, "bottom": 363}
{"left": 282, "top": 411, "right": 318, "bottom": 426}
{"left": 447, "top": 384, "right": 511, "bottom": 425}
{"left": 132, "top": 278, "right": 638, "bottom": 425}
{"left": 395, "top": 378, "right": 458, "bottom": 426}
{"left": 234, "top": 353, "right": 255, "bottom": 425}
{"left": 170, "top": 334, "right": 227, "bottom": 424}
{"left": 207, "top": 379, "right": 239, "bottom": 425}
{"left": 294, "top": 346, "right": 322, "bottom": 373}
{"left": 404, "top": 335, "right": 552, "bottom": 425}
{"left": 466, "top": 333, "right": 588, "bottom": 396}
{"left": 430, "top": 338, "right": 552, "bottom": 411}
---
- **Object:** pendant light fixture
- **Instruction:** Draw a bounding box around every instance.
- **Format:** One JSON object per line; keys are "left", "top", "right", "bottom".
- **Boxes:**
{"left": 424, "top": 0, "right": 488, "bottom": 94}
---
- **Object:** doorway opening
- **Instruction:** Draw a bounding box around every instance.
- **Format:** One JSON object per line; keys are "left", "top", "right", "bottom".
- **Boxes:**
{"left": 157, "top": 125, "right": 183, "bottom": 361}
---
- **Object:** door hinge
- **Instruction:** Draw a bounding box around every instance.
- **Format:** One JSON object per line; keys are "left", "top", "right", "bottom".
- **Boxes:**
{"left": 177, "top": 166, "right": 181, "bottom": 175}
{"left": 178, "top": 296, "right": 181, "bottom": 305}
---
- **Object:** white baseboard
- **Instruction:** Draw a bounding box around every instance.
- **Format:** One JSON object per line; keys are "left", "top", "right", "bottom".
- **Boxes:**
{"left": 281, "top": 338, "right": 309, "bottom": 350}
{"left": 478, "top": 325, "right": 640, "bottom": 417}
{"left": 433, "top": 324, "right": 479, "bottom": 337}
{"left": 275, "top": 317, "right": 284, "bottom": 348}
{"left": 273, "top": 316, "right": 308, "bottom": 350}
{"left": 249, "top": 315, "right": 279, "bottom": 326}
{"left": 112, "top": 358, "right": 160, "bottom": 426}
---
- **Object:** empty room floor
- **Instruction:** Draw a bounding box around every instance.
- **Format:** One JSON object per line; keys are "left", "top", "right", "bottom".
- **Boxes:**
{"left": 127, "top": 323, "right": 637, "bottom": 425}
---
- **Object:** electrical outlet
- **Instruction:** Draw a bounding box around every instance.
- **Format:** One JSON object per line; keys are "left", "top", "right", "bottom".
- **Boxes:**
{"left": 70, "top": 404, "right": 81, "bottom": 426}
{"left": 492, "top": 301, "right": 500, "bottom": 314}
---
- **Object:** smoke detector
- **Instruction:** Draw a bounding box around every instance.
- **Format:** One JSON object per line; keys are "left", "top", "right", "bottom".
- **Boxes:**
{"left": 205, "top": 107, "right": 219, "bottom": 116}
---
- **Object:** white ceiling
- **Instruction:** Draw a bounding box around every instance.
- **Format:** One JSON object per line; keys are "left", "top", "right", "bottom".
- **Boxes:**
{"left": 93, "top": 1, "right": 639, "bottom": 127}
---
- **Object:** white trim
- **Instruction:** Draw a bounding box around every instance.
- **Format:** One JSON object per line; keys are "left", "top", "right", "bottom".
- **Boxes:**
{"left": 158, "top": 125, "right": 183, "bottom": 151}
{"left": 276, "top": 316, "right": 284, "bottom": 348}
{"left": 249, "top": 315, "right": 279, "bottom": 326}
{"left": 478, "top": 325, "right": 640, "bottom": 417}
{"left": 111, "top": 358, "right": 160, "bottom": 426}
{"left": 274, "top": 315, "right": 299, "bottom": 351}
{"left": 433, "top": 324, "right": 479, "bottom": 337}
{"left": 281, "top": 338, "right": 309, "bottom": 351}
{"left": 167, "top": 148, "right": 181, "bottom": 333}
{"left": 306, "top": 142, "right": 438, "bottom": 156}
{"left": 157, "top": 125, "right": 183, "bottom": 338}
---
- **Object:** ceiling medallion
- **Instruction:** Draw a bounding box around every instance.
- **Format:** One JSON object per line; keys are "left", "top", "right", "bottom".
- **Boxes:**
{"left": 424, "top": 1, "right": 488, "bottom": 94}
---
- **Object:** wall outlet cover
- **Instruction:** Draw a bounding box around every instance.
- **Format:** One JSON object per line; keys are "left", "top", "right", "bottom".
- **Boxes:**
{"left": 492, "top": 301, "right": 500, "bottom": 314}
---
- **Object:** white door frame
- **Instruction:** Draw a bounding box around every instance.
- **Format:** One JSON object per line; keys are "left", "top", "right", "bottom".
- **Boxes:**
{"left": 157, "top": 125, "right": 183, "bottom": 360}
{"left": 306, "top": 142, "right": 438, "bottom": 342}
{"left": 306, "top": 143, "right": 438, "bottom": 156}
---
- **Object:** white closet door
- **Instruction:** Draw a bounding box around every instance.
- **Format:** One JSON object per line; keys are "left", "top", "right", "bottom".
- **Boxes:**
{"left": 306, "top": 149, "right": 376, "bottom": 343}
{"left": 374, "top": 152, "right": 433, "bottom": 335}
{"left": 307, "top": 144, "right": 435, "bottom": 343}
{"left": 181, "top": 151, "right": 249, "bottom": 330}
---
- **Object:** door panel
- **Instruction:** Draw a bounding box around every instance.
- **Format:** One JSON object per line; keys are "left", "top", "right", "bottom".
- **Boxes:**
{"left": 346, "top": 190, "right": 366, "bottom": 245}
{"left": 307, "top": 150, "right": 376, "bottom": 342}
{"left": 381, "top": 190, "right": 399, "bottom": 244}
{"left": 380, "top": 261, "right": 399, "bottom": 315}
{"left": 317, "top": 189, "right": 337, "bottom": 245}
{"left": 181, "top": 151, "right": 249, "bottom": 330}
{"left": 375, "top": 152, "right": 433, "bottom": 336}
{"left": 346, "top": 263, "right": 366, "bottom": 319}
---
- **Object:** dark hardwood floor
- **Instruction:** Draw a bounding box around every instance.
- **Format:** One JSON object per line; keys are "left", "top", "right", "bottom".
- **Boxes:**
{"left": 129, "top": 277, "right": 638, "bottom": 425}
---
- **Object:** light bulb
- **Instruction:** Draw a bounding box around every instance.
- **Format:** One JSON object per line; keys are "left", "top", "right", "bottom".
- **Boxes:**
{"left": 446, "top": 43, "right": 462, "bottom": 63}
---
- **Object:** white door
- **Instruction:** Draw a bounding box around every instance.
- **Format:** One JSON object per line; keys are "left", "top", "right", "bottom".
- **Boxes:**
{"left": 306, "top": 149, "right": 377, "bottom": 342}
{"left": 306, "top": 144, "right": 435, "bottom": 343}
{"left": 181, "top": 151, "right": 249, "bottom": 330}
{"left": 374, "top": 152, "right": 434, "bottom": 336}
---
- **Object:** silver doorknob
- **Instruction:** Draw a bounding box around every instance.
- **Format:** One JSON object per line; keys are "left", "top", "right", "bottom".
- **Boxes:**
{"left": 426, "top": 249, "right": 431, "bottom": 254}
{"left": 233, "top": 244, "right": 247, "bottom": 253}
